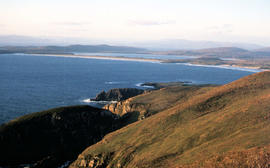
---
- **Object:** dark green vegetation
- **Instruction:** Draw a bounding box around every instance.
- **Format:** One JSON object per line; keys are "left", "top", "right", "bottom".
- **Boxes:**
{"left": 70, "top": 71, "right": 270, "bottom": 168}
{"left": 0, "top": 45, "right": 147, "bottom": 54}
{"left": 139, "top": 81, "right": 193, "bottom": 89}
{"left": 0, "top": 106, "right": 120, "bottom": 167}
{"left": 93, "top": 88, "right": 145, "bottom": 101}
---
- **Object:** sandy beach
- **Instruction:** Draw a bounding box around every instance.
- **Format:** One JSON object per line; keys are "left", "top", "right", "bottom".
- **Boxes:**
{"left": 27, "top": 53, "right": 265, "bottom": 72}
{"left": 29, "top": 53, "right": 161, "bottom": 63}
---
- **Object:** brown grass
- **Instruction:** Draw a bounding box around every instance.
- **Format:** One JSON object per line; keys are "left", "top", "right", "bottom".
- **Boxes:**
{"left": 70, "top": 71, "right": 270, "bottom": 168}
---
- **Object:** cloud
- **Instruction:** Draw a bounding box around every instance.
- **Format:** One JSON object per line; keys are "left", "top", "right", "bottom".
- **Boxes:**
{"left": 69, "top": 28, "right": 89, "bottom": 32}
{"left": 206, "top": 24, "right": 233, "bottom": 34}
{"left": 128, "top": 20, "right": 176, "bottom": 26}
{"left": 52, "top": 22, "right": 91, "bottom": 26}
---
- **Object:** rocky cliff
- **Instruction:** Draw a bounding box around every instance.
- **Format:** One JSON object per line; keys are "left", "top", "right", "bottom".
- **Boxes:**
{"left": 0, "top": 105, "right": 120, "bottom": 168}
{"left": 103, "top": 98, "right": 151, "bottom": 122}
{"left": 93, "top": 88, "right": 145, "bottom": 101}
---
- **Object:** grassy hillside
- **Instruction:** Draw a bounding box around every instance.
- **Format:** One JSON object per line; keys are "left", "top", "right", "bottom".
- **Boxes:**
{"left": 0, "top": 105, "right": 119, "bottom": 167}
{"left": 103, "top": 84, "right": 214, "bottom": 123}
{"left": 70, "top": 71, "right": 270, "bottom": 168}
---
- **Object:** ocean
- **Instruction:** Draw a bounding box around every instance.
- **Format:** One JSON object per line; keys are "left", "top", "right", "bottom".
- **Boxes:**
{"left": 0, "top": 53, "right": 258, "bottom": 124}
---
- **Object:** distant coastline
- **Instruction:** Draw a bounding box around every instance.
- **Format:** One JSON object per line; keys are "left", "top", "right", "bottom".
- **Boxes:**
{"left": 27, "top": 53, "right": 161, "bottom": 63}
{"left": 25, "top": 53, "right": 264, "bottom": 72}
{"left": 177, "top": 63, "right": 262, "bottom": 72}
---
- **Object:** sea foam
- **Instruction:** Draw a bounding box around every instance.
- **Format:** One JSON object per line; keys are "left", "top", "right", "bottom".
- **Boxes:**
{"left": 81, "top": 98, "right": 117, "bottom": 104}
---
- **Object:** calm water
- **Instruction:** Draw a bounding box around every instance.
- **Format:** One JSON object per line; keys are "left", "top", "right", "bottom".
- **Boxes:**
{"left": 0, "top": 54, "right": 257, "bottom": 124}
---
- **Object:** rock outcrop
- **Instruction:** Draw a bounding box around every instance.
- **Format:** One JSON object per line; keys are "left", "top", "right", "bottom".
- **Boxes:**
{"left": 0, "top": 105, "right": 119, "bottom": 168}
{"left": 93, "top": 88, "right": 145, "bottom": 101}
{"left": 103, "top": 98, "right": 151, "bottom": 121}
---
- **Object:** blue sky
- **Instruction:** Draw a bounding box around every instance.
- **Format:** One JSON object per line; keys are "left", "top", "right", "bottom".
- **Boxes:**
{"left": 0, "top": 0, "right": 269, "bottom": 45}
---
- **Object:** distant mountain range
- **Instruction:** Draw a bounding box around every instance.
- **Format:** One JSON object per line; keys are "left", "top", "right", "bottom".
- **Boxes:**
{"left": 155, "top": 47, "right": 270, "bottom": 59}
{"left": 1, "top": 45, "right": 270, "bottom": 61}
{"left": 0, "top": 44, "right": 147, "bottom": 54}
{"left": 255, "top": 47, "right": 270, "bottom": 52}
{"left": 0, "top": 35, "right": 267, "bottom": 50}
{"left": 128, "top": 39, "right": 265, "bottom": 50}
{"left": 0, "top": 35, "right": 59, "bottom": 46}
{"left": 0, "top": 35, "right": 269, "bottom": 60}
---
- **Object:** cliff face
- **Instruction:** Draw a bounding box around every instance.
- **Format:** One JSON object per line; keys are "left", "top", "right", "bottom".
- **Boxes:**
{"left": 0, "top": 105, "right": 119, "bottom": 168}
{"left": 93, "top": 88, "right": 145, "bottom": 101}
{"left": 103, "top": 98, "right": 151, "bottom": 122}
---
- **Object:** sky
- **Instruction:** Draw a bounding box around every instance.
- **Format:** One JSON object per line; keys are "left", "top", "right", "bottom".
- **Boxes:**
{"left": 0, "top": 0, "right": 270, "bottom": 45}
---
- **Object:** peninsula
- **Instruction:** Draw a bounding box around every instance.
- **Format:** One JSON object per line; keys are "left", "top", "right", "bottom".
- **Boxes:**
{"left": 1, "top": 71, "right": 270, "bottom": 168}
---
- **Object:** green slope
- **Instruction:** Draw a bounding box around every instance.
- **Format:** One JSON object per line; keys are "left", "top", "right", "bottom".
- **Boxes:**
{"left": 0, "top": 105, "right": 119, "bottom": 167}
{"left": 70, "top": 71, "right": 270, "bottom": 168}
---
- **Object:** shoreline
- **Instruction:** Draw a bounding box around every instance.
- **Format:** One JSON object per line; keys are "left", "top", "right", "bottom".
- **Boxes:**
{"left": 20, "top": 53, "right": 265, "bottom": 72}
{"left": 28, "top": 53, "right": 161, "bottom": 63}
{"left": 177, "top": 63, "right": 262, "bottom": 72}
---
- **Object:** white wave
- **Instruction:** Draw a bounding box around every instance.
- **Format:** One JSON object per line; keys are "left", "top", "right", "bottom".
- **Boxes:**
{"left": 135, "top": 83, "right": 143, "bottom": 87}
{"left": 105, "top": 81, "right": 122, "bottom": 84}
{"left": 81, "top": 98, "right": 92, "bottom": 103}
{"left": 81, "top": 98, "right": 117, "bottom": 104}
{"left": 135, "top": 83, "right": 155, "bottom": 89}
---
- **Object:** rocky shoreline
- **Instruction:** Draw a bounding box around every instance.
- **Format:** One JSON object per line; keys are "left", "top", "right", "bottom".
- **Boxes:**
{"left": 91, "top": 88, "right": 145, "bottom": 102}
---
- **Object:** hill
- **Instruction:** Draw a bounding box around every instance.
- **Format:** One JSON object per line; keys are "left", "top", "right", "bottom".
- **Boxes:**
{"left": 0, "top": 106, "right": 120, "bottom": 167}
{"left": 129, "top": 39, "right": 264, "bottom": 50}
{"left": 156, "top": 47, "right": 270, "bottom": 69}
{"left": 255, "top": 47, "right": 270, "bottom": 52}
{"left": 195, "top": 47, "right": 248, "bottom": 57}
{"left": 70, "top": 71, "right": 270, "bottom": 168}
{"left": 0, "top": 44, "right": 147, "bottom": 54}
{"left": 196, "top": 47, "right": 248, "bottom": 53}
{"left": 40, "top": 45, "right": 147, "bottom": 53}
{"left": 1, "top": 72, "right": 269, "bottom": 168}
{"left": 0, "top": 36, "right": 264, "bottom": 50}
{"left": 159, "top": 47, "right": 270, "bottom": 59}
{"left": 0, "top": 83, "right": 210, "bottom": 168}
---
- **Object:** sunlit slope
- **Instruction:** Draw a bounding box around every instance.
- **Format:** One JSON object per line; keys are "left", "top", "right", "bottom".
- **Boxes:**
{"left": 70, "top": 71, "right": 270, "bottom": 168}
{"left": 104, "top": 84, "right": 214, "bottom": 123}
